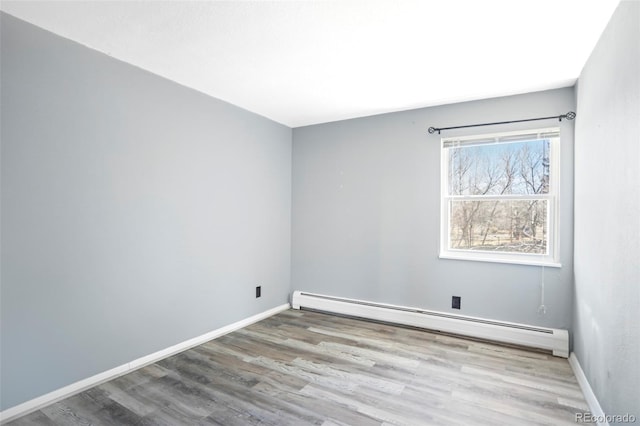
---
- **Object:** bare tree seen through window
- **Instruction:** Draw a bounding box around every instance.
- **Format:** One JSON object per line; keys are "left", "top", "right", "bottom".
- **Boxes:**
{"left": 447, "top": 138, "right": 551, "bottom": 254}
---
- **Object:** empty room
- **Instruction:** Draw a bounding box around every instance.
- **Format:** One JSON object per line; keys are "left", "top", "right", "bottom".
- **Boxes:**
{"left": 1, "top": 1, "right": 638, "bottom": 425}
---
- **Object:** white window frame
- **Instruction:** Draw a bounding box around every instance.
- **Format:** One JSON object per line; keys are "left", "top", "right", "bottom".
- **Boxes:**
{"left": 439, "top": 127, "right": 561, "bottom": 267}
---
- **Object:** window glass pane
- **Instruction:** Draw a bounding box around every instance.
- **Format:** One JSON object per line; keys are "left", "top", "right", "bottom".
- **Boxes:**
{"left": 449, "top": 199, "right": 548, "bottom": 254}
{"left": 447, "top": 139, "right": 551, "bottom": 196}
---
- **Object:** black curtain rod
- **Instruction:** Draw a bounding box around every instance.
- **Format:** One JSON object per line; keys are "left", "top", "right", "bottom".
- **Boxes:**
{"left": 428, "top": 111, "right": 576, "bottom": 134}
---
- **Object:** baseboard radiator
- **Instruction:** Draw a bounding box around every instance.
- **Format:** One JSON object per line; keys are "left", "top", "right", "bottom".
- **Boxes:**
{"left": 291, "top": 291, "right": 569, "bottom": 358}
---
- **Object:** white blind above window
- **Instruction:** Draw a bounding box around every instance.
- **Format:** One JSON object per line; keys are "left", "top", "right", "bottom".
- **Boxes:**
{"left": 442, "top": 128, "right": 560, "bottom": 148}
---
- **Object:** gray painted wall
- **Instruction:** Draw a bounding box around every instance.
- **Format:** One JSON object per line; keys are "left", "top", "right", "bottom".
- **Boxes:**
{"left": 573, "top": 1, "right": 640, "bottom": 419}
{"left": 292, "top": 88, "right": 575, "bottom": 329}
{"left": 0, "top": 13, "right": 292, "bottom": 410}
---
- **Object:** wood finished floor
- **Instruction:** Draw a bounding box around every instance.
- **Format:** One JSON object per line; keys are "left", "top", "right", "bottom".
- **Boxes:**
{"left": 8, "top": 309, "right": 588, "bottom": 426}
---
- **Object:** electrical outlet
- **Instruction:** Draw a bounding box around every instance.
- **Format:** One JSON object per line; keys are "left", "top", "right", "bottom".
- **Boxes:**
{"left": 452, "top": 296, "right": 461, "bottom": 309}
{"left": 256, "top": 286, "right": 261, "bottom": 298}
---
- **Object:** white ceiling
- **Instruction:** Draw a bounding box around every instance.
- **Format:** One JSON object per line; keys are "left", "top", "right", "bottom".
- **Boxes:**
{"left": 1, "top": 0, "right": 620, "bottom": 127}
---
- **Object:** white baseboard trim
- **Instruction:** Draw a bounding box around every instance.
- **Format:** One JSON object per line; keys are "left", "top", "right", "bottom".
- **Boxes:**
{"left": 0, "top": 303, "right": 290, "bottom": 424}
{"left": 568, "top": 352, "right": 609, "bottom": 426}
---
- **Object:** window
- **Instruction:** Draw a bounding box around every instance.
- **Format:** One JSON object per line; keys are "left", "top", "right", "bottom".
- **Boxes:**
{"left": 440, "top": 127, "right": 560, "bottom": 267}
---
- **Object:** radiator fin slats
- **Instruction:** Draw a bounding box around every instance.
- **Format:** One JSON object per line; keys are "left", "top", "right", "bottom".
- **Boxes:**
{"left": 299, "top": 292, "right": 553, "bottom": 334}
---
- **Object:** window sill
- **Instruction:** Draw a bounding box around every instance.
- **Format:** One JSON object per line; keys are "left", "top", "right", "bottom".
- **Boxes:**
{"left": 439, "top": 252, "right": 562, "bottom": 268}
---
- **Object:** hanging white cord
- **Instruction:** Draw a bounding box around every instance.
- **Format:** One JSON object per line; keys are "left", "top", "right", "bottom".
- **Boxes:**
{"left": 538, "top": 265, "right": 547, "bottom": 315}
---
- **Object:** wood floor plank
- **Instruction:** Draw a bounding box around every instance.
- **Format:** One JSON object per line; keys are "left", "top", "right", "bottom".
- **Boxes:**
{"left": 7, "top": 309, "right": 589, "bottom": 425}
